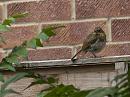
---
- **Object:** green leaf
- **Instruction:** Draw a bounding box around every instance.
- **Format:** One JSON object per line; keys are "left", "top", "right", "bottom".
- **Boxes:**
{"left": 1, "top": 72, "right": 28, "bottom": 90}
{"left": 0, "top": 60, "right": 15, "bottom": 72}
{"left": 47, "top": 77, "right": 57, "bottom": 84}
{"left": 0, "top": 73, "right": 4, "bottom": 82}
{"left": 42, "top": 27, "right": 56, "bottom": 37}
{"left": 38, "top": 33, "right": 49, "bottom": 41}
{"left": 42, "top": 26, "right": 65, "bottom": 37}
{"left": 39, "top": 26, "right": 65, "bottom": 41}
{"left": 26, "top": 38, "right": 37, "bottom": 49}
{"left": 0, "top": 12, "right": 28, "bottom": 33}
{"left": 0, "top": 24, "right": 9, "bottom": 32}
{"left": 0, "top": 89, "right": 21, "bottom": 97}
{"left": 12, "top": 46, "right": 28, "bottom": 58}
{"left": 24, "top": 78, "right": 47, "bottom": 90}
{"left": 128, "top": 65, "right": 130, "bottom": 87}
{"left": 86, "top": 87, "right": 117, "bottom": 97}
{"left": 5, "top": 55, "right": 19, "bottom": 65}
{"left": 43, "top": 84, "right": 79, "bottom": 97}
{"left": 12, "top": 12, "right": 28, "bottom": 19}
{"left": 2, "top": 17, "right": 15, "bottom": 26}
{"left": 72, "top": 90, "right": 93, "bottom": 97}
{"left": 24, "top": 73, "right": 57, "bottom": 91}
{"left": 36, "top": 38, "right": 43, "bottom": 47}
{"left": 37, "top": 92, "right": 46, "bottom": 97}
{"left": 26, "top": 38, "right": 43, "bottom": 48}
{"left": 113, "top": 73, "right": 127, "bottom": 82}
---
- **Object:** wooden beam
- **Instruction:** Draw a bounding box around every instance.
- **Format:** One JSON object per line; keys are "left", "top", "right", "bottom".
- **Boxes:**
{"left": 19, "top": 55, "right": 130, "bottom": 68}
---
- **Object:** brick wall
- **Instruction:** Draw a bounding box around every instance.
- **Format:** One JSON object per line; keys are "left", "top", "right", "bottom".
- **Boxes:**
{"left": 0, "top": 0, "right": 130, "bottom": 61}
{"left": 0, "top": 0, "right": 130, "bottom": 97}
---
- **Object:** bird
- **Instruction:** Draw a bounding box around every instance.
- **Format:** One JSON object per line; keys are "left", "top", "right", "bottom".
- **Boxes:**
{"left": 71, "top": 27, "right": 107, "bottom": 62}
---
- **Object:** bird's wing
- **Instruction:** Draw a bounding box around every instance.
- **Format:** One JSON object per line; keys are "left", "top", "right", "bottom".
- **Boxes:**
{"left": 82, "top": 32, "right": 98, "bottom": 51}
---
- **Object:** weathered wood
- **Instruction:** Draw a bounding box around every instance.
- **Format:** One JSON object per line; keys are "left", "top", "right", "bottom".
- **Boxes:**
{"left": 20, "top": 55, "right": 130, "bottom": 68}
{"left": 4, "top": 64, "right": 116, "bottom": 97}
{"left": 115, "top": 62, "right": 128, "bottom": 74}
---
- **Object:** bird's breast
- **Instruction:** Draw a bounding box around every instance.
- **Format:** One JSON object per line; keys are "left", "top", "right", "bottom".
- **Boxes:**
{"left": 88, "top": 39, "right": 106, "bottom": 52}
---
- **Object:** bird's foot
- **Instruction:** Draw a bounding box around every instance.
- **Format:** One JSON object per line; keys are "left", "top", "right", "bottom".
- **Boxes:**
{"left": 71, "top": 58, "right": 78, "bottom": 63}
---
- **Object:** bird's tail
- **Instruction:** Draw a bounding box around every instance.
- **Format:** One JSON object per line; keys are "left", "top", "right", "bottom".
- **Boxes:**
{"left": 71, "top": 50, "right": 82, "bottom": 62}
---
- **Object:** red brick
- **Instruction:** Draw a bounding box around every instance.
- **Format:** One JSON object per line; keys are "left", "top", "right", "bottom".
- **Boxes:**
{"left": 0, "top": 5, "right": 2, "bottom": 21}
{"left": 76, "top": 44, "right": 130, "bottom": 58}
{"left": 7, "top": 0, "right": 71, "bottom": 23}
{"left": 112, "top": 19, "right": 130, "bottom": 41}
{"left": 43, "top": 21, "right": 107, "bottom": 46}
{"left": 76, "top": 0, "right": 130, "bottom": 19}
{"left": 28, "top": 47, "right": 72, "bottom": 61}
{"left": 0, "top": 25, "right": 38, "bottom": 49}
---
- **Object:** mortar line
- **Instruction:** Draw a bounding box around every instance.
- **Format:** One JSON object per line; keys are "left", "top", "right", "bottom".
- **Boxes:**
{"left": 37, "top": 23, "right": 42, "bottom": 34}
{"left": 107, "top": 41, "right": 130, "bottom": 45}
{"left": 2, "top": 46, "right": 74, "bottom": 52}
{"left": 1, "top": 3, "right": 7, "bottom": 20}
{"left": 29, "top": 46, "right": 74, "bottom": 50}
{"left": 107, "top": 18, "right": 112, "bottom": 41}
{"left": 11, "top": 18, "right": 108, "bottom": 27}
{"left": 111, "top": 16, "right": 130, "bottom": 20}
{"left": 0, "top": 0, "right": 44, "bottom": 4}
{"left": 71, "top": 0, "right": 76, "bottom": 20}
{"left": 8, "top": 16, "right": 130, "bottom": 27}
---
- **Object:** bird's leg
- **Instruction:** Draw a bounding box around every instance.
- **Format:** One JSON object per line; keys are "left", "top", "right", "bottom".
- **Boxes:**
{"left": 71, "top": 50, "right": 82, "bottom": 62}
{"left": 91, "top": 52, "right": 97, "bottom": 58}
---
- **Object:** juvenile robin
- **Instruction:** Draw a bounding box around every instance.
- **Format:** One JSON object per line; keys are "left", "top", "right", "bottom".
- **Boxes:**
{"left": 71, "top": 27, "right": 107, "bottom": 62}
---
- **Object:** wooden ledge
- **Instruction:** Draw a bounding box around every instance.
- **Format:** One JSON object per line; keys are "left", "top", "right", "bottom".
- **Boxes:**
{"left": 20, "top": 55, "right": 130, "bottom": 68}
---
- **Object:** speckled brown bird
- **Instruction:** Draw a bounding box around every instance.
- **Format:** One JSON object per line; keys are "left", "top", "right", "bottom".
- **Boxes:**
{"left": 71, "top": 27, "right": 107, "bottom": 62}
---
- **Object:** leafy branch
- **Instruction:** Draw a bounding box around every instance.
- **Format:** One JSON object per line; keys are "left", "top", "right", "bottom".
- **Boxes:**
{"left": 0, "top": 12, "right": 65, "bottom": 71}
{"left": 0, "top": 12, "right": 28, "bottom": 32}
{"left": 0, "top": 25, "right": 64, "bottom": 71}
{"left": 0, "top": 12, "right": 65, "bottom": 96}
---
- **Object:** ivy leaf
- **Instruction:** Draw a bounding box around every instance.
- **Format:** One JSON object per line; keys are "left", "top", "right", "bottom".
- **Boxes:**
{"left": 2, "top": 17, "right": 15, "bottom": 26}
{"left": 47, "top": 77, "right": 57, "bottom": 84}
{"left": 0, "top": 89, "right": 21, "bottom": 97}
{"left": 0, "top": 73, "right": 4, "bottom": 82}
{"left": 26, "top": 38, "right": 37, "bottom": 49}
{"left": 24, "top": 78, "right": 47, "bottom": 90}
{"left": 37, "top": 92, "right": 46, "bottom": 97}
{"left": 39, "top": 26, "right": 65, "bottom": 41}
{"left": 0, "top": 60, "right": 16, "bottom": 72}
{"left": 12, "top": 12, "right": 28, "bottom": 19}
{"left": 42, "top": 26, "right": 65, "bottom": 37}
{"left": 36, "top": 38, "right": 43, "bottom": 47}
{"left": 26, "top": 38, "right": 43, "bottom": 48}
{"left": 42, "top": 27, "right": 56, "bottom": 37}
{"left": 5, "top": 55, "right": 19, "bottom": 65}
{"left": 0, "top": 24, "right": 9, "bottom": 32}
{"left": 12, "top": 46, "right": 28, "bottom": 58}
{"left": 1, "top": 72, "right": 28, "bottom": 90}
{"left": 128, "top": 65, "right": 130, "bottom": 87}
{"left": 38, "top": 33, "right": 49, "bottom": 41}
{"left": 86, "top": 87, "right": 117, "bottom": 97}
{"left": 71, "top": 90, "right": 93, "bottom": 97}
{"left": 43, "top": 84, "right": 78, "bottom": 97}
